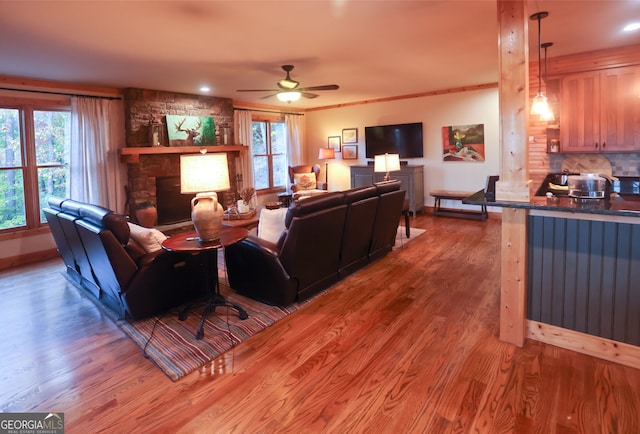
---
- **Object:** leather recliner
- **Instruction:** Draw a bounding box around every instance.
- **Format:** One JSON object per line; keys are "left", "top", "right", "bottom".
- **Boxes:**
{"left": 45, "top": 197, "right": 204, "bottom": 319}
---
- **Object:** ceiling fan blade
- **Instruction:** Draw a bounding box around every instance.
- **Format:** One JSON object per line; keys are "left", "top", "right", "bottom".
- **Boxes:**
{"left": 260, "top": 93, "right": 278, "bottom": 99}
{"left": 236, "top": 89, "right": 280, "bottom": 92}
{"left": 297, "top": 84, "right": 340, "bottom": 92}
{"left": 301, "top": 92, "right": 319, "bottom": 99}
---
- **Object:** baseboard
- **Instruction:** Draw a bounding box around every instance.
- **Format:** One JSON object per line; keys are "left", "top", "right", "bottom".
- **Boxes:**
{"left": 0, "top": 248, "right": 59, "bottom": 271}
{"left": 423, "top": 206, "right": 502, "bottom": 220}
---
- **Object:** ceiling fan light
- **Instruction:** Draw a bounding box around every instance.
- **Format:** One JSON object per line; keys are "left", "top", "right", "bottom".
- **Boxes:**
{"left": 530, "top": 91, "right": 549, "bottom": 115}
{"left": 277, "top": 91, "right": 301, "bottom": 103}
{"left": 278, "top": 79, "right": 299, "bottom": 90}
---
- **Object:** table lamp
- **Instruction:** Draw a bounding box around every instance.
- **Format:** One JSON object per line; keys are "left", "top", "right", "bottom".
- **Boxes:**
{"left": 374, "top": 153, "right": 400, "bottom": 181}
{"left": 180, "top": 152, "right": 230, "bottom": 243}
{"left": 318, "top": 147, "right": 335, "bottom": 186}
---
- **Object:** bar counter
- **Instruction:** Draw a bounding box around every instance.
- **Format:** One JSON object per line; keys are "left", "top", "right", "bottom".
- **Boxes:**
{"left": 464, "top": 188, "right": 640, "bottom": 369}
{"left": 464, "top": 189, "right": 640, "bottom": 218}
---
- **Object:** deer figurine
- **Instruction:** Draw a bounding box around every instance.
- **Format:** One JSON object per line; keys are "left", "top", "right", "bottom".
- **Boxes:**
{"left": 173, "top": 118, "right": 201, "bottom": 147}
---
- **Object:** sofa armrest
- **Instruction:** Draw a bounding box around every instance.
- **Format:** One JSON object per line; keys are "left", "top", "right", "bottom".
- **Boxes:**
{"left": 137, "top": 249, "right": 166, "bottom": 267}
{"left": 224, "top": 236, "right": 296, "bottom": 305}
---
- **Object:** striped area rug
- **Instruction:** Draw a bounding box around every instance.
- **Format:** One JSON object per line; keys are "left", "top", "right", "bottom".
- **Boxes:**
{"left": 69, "top": 226, "right": 425, "bottom": 381}
{"left": 116, "top": 279, "right": 322, "bottom": 381}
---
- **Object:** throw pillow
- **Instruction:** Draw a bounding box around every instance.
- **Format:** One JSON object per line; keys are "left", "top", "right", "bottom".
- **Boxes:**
{"left": 293, "top": 172, "right": 316, "bottom": 191}
{"left": 257, "top": 208, "right": 288, "bottom": 244}
{"left": 127, "top": 222, "right": 167, "bottom": 253}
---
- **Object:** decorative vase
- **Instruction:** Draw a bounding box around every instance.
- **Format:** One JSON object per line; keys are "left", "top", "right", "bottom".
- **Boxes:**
{"left": 135, "top": 202, "right": 157, "bottom": 228}
{"left": 237, "top": 199, "right": 250, "bottom": 214}
{"left": 191, "top": 192, "right": 224, "bottom": 242}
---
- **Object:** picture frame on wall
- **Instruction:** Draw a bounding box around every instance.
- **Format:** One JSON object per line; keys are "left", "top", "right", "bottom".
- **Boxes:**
{"left": 342, "top": 145, "right": 358, "bottom": 160}
{"left": 328, "top": 136, "right": 341, "bottom": 152}
{"left": 166, "top": 115, "right": 216, "bottom": 147}
{"left": 441, "top": 124, "right": 485, "bottom": 162}
{"left": 342, "top": 128, "right": 358, "bottom": 144}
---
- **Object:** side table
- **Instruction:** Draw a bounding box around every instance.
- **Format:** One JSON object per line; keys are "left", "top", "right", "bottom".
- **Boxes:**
{"left": 277, "top": 191, "right": 293, "bottom": 207}
{"left": 162, "top": 226, "right": 249, "bottom": 339}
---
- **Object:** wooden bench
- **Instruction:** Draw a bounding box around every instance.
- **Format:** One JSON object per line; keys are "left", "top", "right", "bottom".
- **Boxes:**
{"left": 430, "top": 190, "right": 488, "bottom": 221}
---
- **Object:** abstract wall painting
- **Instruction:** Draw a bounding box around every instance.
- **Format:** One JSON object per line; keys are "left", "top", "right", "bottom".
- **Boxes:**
{"left": 442, "top": 124, "right": 485, "bottom": 162}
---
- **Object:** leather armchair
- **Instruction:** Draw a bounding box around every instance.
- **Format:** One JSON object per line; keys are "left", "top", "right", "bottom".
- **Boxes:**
{"left": 288, "top": 164, "right": 327, "bottom": 193}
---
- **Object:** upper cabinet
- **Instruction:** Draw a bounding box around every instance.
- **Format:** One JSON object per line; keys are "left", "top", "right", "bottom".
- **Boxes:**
{"left": 560, "top": 66, "right": 640, "bottom": 153}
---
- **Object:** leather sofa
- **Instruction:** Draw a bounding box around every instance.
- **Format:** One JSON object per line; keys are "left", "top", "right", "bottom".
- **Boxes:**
{"left": 224, "top": 181, "right": 405, "bottom": 306}
{"left": 44, "top": 197, "right": 204, "bottom": 319}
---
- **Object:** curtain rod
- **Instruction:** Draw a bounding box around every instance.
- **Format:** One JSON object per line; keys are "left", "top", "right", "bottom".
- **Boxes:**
{"left": 234, "top": 107, "right": 304, "bottom": 116}
{"left": 0, "top": 87, "right": 122, "bottom": 100}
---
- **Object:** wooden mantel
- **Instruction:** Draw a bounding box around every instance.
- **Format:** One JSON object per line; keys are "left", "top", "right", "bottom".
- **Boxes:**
{"left": 119, "top": 145, "right": 247, "bottom": 164}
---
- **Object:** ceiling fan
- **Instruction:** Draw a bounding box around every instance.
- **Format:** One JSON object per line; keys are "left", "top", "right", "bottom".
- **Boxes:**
{"left": 236, "top": 65, "right": 339, "bottom": 102}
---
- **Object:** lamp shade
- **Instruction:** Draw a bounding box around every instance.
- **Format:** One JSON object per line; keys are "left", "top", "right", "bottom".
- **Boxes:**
{"left": 180, "top": 153, "right": 230, "bottom": 194}
{"left": 318, "top": 147, "right": 335, "bottom": 160}
{"left": 374, "top": 153, "right": 400, "bottom": 173}
{"left": 374, "top": 153, "right": 400, "bottom": 182}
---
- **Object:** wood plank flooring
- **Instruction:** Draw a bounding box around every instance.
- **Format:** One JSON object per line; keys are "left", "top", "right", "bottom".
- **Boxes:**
{"left": 1, "top": 215, "right": 639, "bottom": 433}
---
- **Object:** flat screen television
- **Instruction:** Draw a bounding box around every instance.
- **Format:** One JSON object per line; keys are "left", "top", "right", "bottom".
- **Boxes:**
{"left": 365, "top": 122, "right": 423, "bottom": 159}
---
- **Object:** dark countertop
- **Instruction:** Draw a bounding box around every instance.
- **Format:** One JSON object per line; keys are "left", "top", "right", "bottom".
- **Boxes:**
{"left": 464, "top": 190, "right": 640, "bottom": 218}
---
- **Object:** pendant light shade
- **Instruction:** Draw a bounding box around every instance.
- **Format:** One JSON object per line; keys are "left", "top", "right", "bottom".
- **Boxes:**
{"left": 530, "top": 11, "right": 552, "bottom": 119}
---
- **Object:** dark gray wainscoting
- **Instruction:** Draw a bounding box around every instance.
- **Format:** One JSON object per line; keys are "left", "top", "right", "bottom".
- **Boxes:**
{"left": 528, "top": 215, "right": 640, "bottom": 346}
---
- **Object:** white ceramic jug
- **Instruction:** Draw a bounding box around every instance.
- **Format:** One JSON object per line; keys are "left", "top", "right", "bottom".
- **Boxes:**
{"left": 191, "top": 192, "right": 223, "bottom": 242}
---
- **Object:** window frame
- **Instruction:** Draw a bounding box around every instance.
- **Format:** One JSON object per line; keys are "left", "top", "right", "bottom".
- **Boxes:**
{"left": 251, "top": 115, "right": 287, "bottom": 195}
{"left": 0, "top": 96, "right": 71, "bottom": 235}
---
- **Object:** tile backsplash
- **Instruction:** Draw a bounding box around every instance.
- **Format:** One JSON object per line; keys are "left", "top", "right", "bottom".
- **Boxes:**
{"left": 549, "top": 153, "right": 640, "bottom": 176}
{"left": 607, "top": 154, "right": 640, "bottom": 176}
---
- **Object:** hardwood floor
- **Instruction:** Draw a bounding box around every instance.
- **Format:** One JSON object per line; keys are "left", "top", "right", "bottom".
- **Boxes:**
{"left": 1, "top": 215, "right": 639, "bottom": 433}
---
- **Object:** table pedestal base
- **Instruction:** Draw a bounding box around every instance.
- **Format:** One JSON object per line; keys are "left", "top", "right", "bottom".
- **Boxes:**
{"left": 194, "top": 294, "right": 248, "bottom": 340}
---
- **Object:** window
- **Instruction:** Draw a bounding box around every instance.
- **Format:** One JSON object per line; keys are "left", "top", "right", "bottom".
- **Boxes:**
{"left": 0, "top": 105, "right": 71, "bottom": 231}
{"left": 251, "top": 120, "right": 287, "bottom": 191}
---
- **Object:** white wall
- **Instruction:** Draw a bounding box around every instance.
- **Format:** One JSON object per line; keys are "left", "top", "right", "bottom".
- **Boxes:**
{"left": 0, "top": 233, "right": 56, "bottom": 261}
{"left": 304, "top": 87, "right": 500, "bottom": 210}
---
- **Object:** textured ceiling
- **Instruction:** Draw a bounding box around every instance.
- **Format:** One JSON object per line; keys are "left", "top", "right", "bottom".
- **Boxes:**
{"left": 0, "top": 1, "right": 639, "bottom": 109}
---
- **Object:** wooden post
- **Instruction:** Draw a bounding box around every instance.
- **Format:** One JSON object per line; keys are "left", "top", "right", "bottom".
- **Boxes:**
{"left": 497, "top": 0, "right": 529, "bottom": 346}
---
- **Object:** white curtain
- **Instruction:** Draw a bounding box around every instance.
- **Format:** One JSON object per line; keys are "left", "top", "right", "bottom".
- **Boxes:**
{"left": 285, "top": 113, "right": 304, "bottom": 167}
{"left": 70, "top": 96, "right": 126, "bottom": 211}
{"left": 234, "top": 109, "right": 255, "bottom": 192}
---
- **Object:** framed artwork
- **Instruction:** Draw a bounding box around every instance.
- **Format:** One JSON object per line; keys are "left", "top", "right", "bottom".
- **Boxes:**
{"left": 166, "top": 115, "right": 216, "bottom": 147}
{"left": 328, "top": 135, "right": 341, "bottom": 152}
{"left": 442, "top": 124, "right": 485, "bottom": 162}
{"left": 342, "top": 128, "right": 358, "bottom": 144}
{"left": 342, "top": 145, "right": 358, "bottom": 160}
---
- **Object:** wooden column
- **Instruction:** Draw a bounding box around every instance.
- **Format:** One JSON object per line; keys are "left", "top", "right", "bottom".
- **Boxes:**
{"left": 497, "top": 0, "right": 529, "bottom": 346}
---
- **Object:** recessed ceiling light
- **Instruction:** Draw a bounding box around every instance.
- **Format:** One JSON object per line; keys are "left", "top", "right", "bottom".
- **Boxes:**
{"left": 200, "top": 86, "right": 211, "bottom": 92}
{"left": 623, "top": 22, "right": 640, "bottom": 32}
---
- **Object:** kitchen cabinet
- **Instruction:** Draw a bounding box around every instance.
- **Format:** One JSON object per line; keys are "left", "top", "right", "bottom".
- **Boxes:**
{"left": 560, "top": 65, "right": 640, "bottom": 152}
{"left": 350, "top": 164, "right": 424, "bottom": 215}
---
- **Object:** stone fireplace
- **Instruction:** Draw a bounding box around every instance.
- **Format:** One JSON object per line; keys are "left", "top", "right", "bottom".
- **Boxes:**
{"left": 121, "top": 87, "right": 243, "bottom": 225}
{"left": 123, "top": 149, "right": 242, "bottom": 225}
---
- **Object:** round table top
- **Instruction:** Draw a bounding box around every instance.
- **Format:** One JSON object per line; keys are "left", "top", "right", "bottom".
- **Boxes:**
{"left": 161, "top": 226, "right": 249, "bottom": 253}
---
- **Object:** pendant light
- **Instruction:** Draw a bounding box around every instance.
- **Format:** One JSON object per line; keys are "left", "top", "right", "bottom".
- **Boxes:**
{"left": 530, "top": 11, "right": 551, "bottom": 118}
{"left": 539, "top": 42, "right": 555, "bottom": 121}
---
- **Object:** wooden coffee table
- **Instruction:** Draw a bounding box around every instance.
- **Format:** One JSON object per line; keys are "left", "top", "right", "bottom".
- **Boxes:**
{"left": 222, "top": 206, "right": 261, "bottom": 230}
